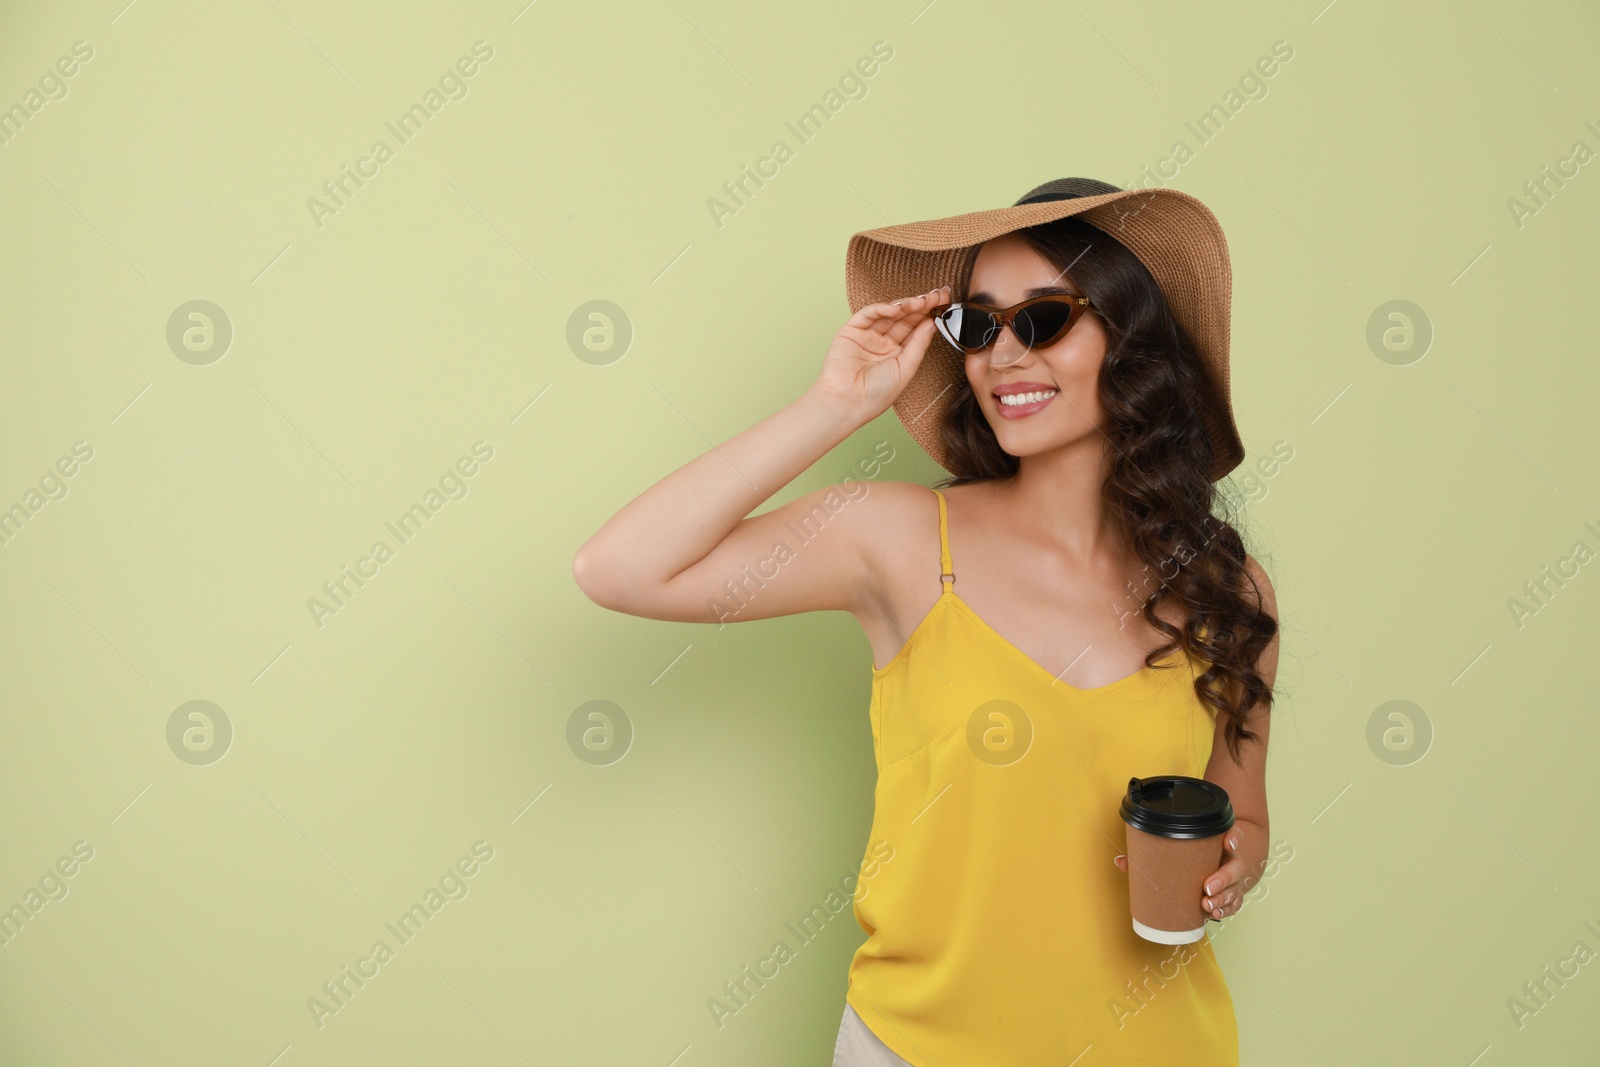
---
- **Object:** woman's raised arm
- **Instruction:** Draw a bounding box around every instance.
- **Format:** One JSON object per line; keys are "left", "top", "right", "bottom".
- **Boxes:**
{"left": 571, "top": 287, "right": 948, "bottom": 624}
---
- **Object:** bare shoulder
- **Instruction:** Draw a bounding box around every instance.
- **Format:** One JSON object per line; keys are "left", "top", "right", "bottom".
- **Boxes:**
{"left": 850, "top": 477, "right": 942, "bottom": 516}
{"left": 1241, "top": 553, "right": 1278, "bottom": 618}
{"left": 773, "top": 477, "right": 933, "bottom": 542}
{"left": 823, "top": 479, "right": 949, "bottom": 655}
{"left": 822, "top": 478, "right": 944, "bottom": 609}
{"left": 811, "top": 477, "right": 939, "bottom": 523}
{"left": 1241, "top": 553, "right": 1281, "bottom": 689}
{"left": 838, "top": 478, "right": 942, "bottom": 563}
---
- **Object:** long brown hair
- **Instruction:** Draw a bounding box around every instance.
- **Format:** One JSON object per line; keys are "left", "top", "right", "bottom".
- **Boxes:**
{"left": 935, "top": 216, "right": 1277, "bottom": 765}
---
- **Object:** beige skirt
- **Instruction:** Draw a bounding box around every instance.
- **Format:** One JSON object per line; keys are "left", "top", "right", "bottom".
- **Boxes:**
{"left": 833, "top": 1002, "right": 914, "bottom": 1067}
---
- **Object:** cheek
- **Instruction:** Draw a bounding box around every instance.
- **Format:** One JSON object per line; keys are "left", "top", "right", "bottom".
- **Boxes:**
{"left": 1050, "top": 349, "right": 1104, "bottom": 405}
{"left": 963, "top": 361, "right": 983, "bottom": 393}
{"left": 1066, "top": 322, "right": 1110, "bottom": 390}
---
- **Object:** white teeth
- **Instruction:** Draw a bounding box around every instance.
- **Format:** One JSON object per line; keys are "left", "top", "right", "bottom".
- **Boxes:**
{"left": 998, "top": 389, "right": 1058, "bottom": 407}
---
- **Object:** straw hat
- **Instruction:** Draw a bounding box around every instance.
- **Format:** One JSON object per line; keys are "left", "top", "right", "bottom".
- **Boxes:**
{"left": 843, "top": 178, "right": 1245, "bottom": 481}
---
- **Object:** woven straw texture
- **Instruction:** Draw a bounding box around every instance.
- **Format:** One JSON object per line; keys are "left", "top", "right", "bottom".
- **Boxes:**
{"left": 843, "top": 188, "right": 1244, "bottom": 481}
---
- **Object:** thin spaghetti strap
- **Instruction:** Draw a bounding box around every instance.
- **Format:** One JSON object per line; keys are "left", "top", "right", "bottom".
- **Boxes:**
{"left": 932, "top": 488, "right": 955, "bottom": 592}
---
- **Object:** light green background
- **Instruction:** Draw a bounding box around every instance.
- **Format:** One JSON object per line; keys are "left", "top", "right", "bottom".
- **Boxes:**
{"left": 1, "top": 0, "right": 1597, "bottom": 1063}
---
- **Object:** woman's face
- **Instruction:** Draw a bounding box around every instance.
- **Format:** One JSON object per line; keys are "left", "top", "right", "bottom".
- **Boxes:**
{"left": 960, "top": 233, "right": 1109, "bottom": 462}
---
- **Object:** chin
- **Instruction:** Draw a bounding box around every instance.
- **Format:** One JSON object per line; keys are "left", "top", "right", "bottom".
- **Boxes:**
{"left": 990, "top": 433, "right": 1056, "bottom": 459}
{"left": 989, "top": 423, "right": 1091, "bottom": 459}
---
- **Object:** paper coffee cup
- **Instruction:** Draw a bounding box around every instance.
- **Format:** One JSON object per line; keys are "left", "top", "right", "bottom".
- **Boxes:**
{"left": 1119, "top": 775, "right": 1234, "bottom": 944}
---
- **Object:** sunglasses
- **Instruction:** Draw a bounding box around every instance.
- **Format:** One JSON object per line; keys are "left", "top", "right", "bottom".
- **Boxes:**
{"left": 930, "top": 293, "right": 1094, "bottom": 366}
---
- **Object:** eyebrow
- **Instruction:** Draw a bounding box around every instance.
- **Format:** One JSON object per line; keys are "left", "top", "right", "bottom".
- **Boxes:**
{"left": 963, "top": 284, "right": 1082, "bottom": 304}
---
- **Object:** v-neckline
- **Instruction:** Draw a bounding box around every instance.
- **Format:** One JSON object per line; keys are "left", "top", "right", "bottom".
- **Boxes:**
{"left": 945, "top": 589, "right": 1188, "bottom": 696}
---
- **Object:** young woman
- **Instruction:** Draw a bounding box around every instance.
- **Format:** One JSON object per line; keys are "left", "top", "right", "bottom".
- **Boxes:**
{"left": 574, "top": 178, "right": 1279, "bottom": 1066}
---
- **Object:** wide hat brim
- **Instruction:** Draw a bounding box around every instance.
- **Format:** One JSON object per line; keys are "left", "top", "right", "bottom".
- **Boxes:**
{"left": 844, "top": 186, "right": 1244, "bottom": 482}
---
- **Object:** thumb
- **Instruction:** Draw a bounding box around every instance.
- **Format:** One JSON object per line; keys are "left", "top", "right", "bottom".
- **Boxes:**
{"left": 897, "top": 315, "right": 938, "bottom": 371}
{"left": 889, "top": 319, "right": 934, "bottom": 390}
{"left": 907, "top": 310, "right": 938, "bottom": 348}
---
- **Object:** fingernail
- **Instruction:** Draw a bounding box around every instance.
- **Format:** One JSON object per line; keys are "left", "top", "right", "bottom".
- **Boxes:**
{"left": 892, "top": 300, "right": 902, "bottom": 305}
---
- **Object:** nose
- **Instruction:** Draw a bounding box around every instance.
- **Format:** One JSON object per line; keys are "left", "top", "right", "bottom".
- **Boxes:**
{"left": 986, "top": 324, "right": 1035, "bottom": 367}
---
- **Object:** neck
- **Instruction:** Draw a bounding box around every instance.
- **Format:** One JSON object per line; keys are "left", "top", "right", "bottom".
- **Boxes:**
{"left": 1003, "top": 437, "right": 1124, "bottom": 559}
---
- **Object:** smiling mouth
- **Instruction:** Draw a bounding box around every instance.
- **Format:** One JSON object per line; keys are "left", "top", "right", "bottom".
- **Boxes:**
{"left": 994, "top": 387, "right": 1059, "bottom": 418}
{"left": 997, "top": 388, "right": 1058, "bottom": 407}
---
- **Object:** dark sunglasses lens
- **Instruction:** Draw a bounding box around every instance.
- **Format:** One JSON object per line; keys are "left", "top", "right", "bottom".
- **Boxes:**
{"left": 1013, "top": 302, "right": 1074, "bottom": 348}
{"left": 940, "top": 306, "right": 1000, "bottom": 351}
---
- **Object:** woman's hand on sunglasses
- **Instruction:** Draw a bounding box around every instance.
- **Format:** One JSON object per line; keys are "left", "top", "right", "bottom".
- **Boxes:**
{"left": 812, "top": 285, "right": 949, "bottom": 424}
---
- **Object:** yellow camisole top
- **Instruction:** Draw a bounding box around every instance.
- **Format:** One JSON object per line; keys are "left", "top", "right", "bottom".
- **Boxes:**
{"left": 845, "top": 487, "right": 1239, "bottom": 1066}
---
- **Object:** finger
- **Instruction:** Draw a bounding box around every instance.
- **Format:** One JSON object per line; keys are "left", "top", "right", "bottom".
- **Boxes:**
{"left": 853, "top": 286, "right": 948, "bottom": 331}
{"left": 900, "top": 309, "right": 939, "bottom": 352}
{"left": 1202, "top": 858, "right": 1245, "bottom": 900}
{"left": 848, "top": 302, "right": 914, "bottom": 333}
{"left": 883, "top": 299, "right": 940, "bottom": 348}
{"left": 1202, "top": 867, "right": 1247, "bottom": 917}
{"left": 887, "top": 286, "right": 949, "bottom": 320}
{"left": 1112, "top": 854, "right": 1127, "bottom": 872}
{"left": 850, "top": 295, "right": 926, "bottom": 331}
{"left": 879, "top": 292, "right": 947, "bottom": 348}
{"left": 1204, "top": 883, "right": 1244, "bottom": 919}
{"left": 1201, "top": 859, "right": 1246, "bottom": 918}
{"left": 1205, "top": 831, "right": 1245, "bottom": 903}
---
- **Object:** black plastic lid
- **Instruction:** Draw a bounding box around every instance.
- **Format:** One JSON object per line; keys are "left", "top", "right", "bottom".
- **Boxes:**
{"left": 1119, "top": 775, "right": 1235, "bottom": 839}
